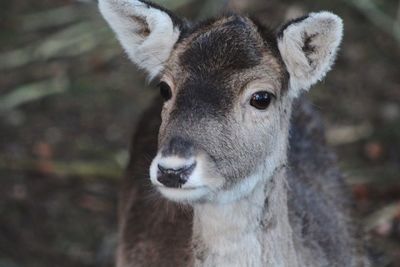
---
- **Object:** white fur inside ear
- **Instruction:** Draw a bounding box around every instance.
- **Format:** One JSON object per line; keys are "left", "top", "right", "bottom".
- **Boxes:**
{"left": 278, "top": 11, "right": 343, "bottom": 97}
{"left": 99, "top": 0, "right": 180, "bottom": 79}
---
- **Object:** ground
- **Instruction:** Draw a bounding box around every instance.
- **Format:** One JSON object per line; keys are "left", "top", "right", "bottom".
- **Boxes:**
{"left": 0, "top": 0, "right": 399, "bottom": 266}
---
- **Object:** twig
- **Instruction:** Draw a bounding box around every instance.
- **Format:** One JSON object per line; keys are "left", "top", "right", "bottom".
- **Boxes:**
{"left": 364, "top": 202, "right": 400, "bottom": 231}
{"left": 0, "top": 156, "right": 123, "bottom": 180}
{"left": 344, "top": 0, "right": 400, "bottom": 43}
{"left": 20, "top": 5, "right": 95, "bottom": 32}
{"left": 0, "top": 21, "right": 115, "bottom": 70}
{"left": 326, "top": 122, "right": 373, "bottom": 146}
{"left": 394, "top": 0, "right": 400, "bottom": 36}
{"left": 152, "top": 0, "right": 196, "bottom": 11}
{"left": 0, "top": 75, "right": 69, "bottom": 112}
{"left": 197, "top": 0, "right": 228, "bottom": 19}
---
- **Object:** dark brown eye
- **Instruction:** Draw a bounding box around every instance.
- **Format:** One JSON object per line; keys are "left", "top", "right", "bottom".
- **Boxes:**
{"left": 159, "top": 82, "right": 172, "bottom": 101}
{"left": 250, "top": 91, "right": 274, "bottom": 110}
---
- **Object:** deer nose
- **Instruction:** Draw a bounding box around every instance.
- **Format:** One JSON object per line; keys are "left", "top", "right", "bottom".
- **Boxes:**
{"left": 161, "top": 136, "right": 195, "bottom": 158}
{"left": 157, "top": 162, "right": 196, "bottom": 188}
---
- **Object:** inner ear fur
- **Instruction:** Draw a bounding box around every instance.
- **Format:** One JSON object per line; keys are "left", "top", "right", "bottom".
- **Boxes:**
{"left": 99, "top": 0, "right": 184, "bottom": 80}
{"left": 277, "top": 11, "right": 343, "bottom": 98}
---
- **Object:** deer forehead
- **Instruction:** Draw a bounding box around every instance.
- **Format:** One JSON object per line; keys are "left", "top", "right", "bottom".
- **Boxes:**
{"left": 162, "top": 15, "right": 287, "bottom": 99}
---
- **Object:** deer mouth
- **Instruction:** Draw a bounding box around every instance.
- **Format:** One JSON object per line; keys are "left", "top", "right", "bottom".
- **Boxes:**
{"left": 156, "top": 186, "right": 209, "bottom": 203}
{"left": 149, "top": 152, "right": 223, "bottom": 203}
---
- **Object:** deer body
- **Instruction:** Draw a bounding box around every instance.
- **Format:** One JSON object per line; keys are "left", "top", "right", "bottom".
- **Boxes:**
{"left": 99, "top": 1, "right": 370, "bottom": 266}
{"left": 118, "top": 98, "right": 366, "bottom": 267}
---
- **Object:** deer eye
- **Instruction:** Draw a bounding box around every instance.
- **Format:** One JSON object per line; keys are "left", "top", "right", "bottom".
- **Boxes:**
{"left": 250, "top": 91, "right": 274, "bottom": 110}
{"left": 159, "top": 82, "right": 172, "bottom": 101}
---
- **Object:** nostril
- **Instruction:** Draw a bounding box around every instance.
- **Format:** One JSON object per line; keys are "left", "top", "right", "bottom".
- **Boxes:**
{"left": 157, "top": 163, "right": 195, "bottom": 174}
{"left": 156, "top": 162, "right": 196, "bottom": 188}
{"left": 157, "top": 164, "right": 173, "bottom": 173}
{"left": 157, "top": 173, "right": 187, "bottom": 188}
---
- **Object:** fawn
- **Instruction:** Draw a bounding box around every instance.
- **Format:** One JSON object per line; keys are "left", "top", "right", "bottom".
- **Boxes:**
{"left": 99, "top": 0, "right": 370, "bottom": 266}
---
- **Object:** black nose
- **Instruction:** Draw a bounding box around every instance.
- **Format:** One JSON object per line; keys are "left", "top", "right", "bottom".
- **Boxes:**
{"left": 157, "top": 163, "right": 196, "bottom": 188}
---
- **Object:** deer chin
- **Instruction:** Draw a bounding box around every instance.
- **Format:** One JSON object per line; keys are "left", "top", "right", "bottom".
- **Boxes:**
{"left": 156, "top": 186, "right": 209, "bottom": 203}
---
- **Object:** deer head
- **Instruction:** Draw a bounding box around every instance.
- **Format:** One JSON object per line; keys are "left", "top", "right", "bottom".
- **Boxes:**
{"left": 99, "top": 0, "right": 343, "bottom": 204}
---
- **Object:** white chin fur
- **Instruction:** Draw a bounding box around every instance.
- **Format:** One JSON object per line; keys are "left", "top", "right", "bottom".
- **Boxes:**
{"left": 157, "top": 186, "right": 209, "bottom": 203}
{"left": 149, "top": 152, "right": 277, "bottom": 204}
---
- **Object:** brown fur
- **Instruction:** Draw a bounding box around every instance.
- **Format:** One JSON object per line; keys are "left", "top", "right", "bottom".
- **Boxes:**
{"left": 118, "top": 97, "right": 192, "bottom": 267}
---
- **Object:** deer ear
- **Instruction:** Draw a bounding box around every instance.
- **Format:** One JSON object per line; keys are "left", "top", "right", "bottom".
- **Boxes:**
{"left": 99, "top": 0, "right": 184, "bottom": 79}
{"left": 277, "top": 12, "right": 343, "bottom": 98}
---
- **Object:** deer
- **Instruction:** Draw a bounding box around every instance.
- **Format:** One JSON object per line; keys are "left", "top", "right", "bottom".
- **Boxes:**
{"left": 98, "top": 0, "right": 371, "bottom": 266}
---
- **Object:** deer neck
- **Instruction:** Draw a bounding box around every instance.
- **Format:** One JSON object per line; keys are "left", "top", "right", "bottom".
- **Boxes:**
{"left": 191, "top": 166, "right": 300, "bottom": 267}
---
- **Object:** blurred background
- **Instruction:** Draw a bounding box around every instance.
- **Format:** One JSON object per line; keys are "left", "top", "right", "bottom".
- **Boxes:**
{"left": 0, "top": 0, "right": 399, "bottom": 266}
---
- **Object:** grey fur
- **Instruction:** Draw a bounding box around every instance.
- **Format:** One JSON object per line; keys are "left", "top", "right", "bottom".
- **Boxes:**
{"left": 116, "top": 98, "right": 370, "bottom": 267}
